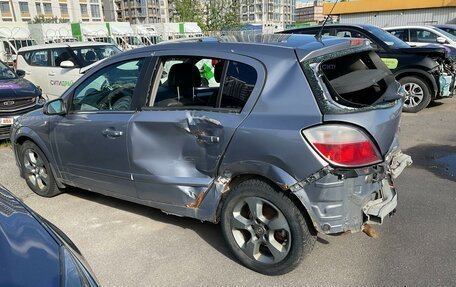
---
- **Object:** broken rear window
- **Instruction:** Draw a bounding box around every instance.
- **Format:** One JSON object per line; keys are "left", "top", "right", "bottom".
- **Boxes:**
{"left": 319, "top": 51, "right": 400, "bottom": 108}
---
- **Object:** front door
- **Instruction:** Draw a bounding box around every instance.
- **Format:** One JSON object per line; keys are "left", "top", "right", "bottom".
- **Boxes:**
{"left": 129, "top": 53, "right": 263, "bottom": 206}
{"left": 47, "top": 48, "right": 82, "bottom": 99}
{"left": 51, "top": 57, "right": 149, "bottom": 198}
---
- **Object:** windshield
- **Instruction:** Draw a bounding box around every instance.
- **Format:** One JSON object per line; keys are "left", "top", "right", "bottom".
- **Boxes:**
{"left": 363, "top": 25, "right": 410, "bottom": 48}
{"left": 431, "top": 27, "right": 456, "bottom": 42}
{"left": 71, "top": 45, "right": 122, "bottom": 67}
{"left": 0, "top": 61, "right": 16, "bottom": 80}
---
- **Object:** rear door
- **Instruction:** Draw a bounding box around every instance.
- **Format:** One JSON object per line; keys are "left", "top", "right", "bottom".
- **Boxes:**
{"left": 128, "top": 51, "right": 264, "bottom": 206}
{"left": 19, "top": 49, "right": 50, "bottom": 94}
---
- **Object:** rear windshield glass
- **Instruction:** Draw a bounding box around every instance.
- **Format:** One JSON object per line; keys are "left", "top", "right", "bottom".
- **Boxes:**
{"left": 317, "top": 51, "right": 401, "bottom": 108}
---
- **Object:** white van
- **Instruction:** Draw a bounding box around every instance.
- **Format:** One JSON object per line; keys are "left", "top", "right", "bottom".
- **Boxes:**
{"left": 16, "top": 42, "right": 121, "bottom": 99}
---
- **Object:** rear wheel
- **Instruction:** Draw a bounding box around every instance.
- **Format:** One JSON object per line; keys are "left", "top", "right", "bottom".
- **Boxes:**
{"left": 399, "top": 76, "right": 432, "bottom": 113}
{"left": 20, "top": 141, "right": 61, "bottom": 197}
{"left": 220, "top": 179, "right": 316, "bottom": 275}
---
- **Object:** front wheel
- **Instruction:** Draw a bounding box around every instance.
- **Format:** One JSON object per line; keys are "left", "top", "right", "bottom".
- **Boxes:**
{"left": 399, "top": 76, "right": 432, "bottom": 113}
{"left": 20, "top": 141, "right": 61, "bottom": 197}
{"left": 220, "top": 179, "right": 316, "bottom": 275}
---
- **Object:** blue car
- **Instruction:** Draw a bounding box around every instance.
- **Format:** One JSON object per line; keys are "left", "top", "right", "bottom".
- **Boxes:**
{"left": 0, "top": 185, "right": 99, "bottom": 286}
{"left": 0, "top": 60, "right": 44, "bottom": 140}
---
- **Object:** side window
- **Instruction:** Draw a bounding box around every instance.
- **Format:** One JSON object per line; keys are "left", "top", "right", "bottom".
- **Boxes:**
{"left": 150, "top": 56, "right": 257, "bottom": 112}
{"left": 389, "top": 29, "right": 407, "bottom": 41}
{"left": 410, "top": 29, "right": 438, "bottom": 43}
{"left": 51, "top": 48, "right": 76, "bottom": 67}
{"left": 71, "top": 59, "right": 144, "bottom": 112}
{"left": 220, "top": 61, "right": 257, "bottom": 110}
{"left": 29, "top": 50, "right": 49, "bottom": 66}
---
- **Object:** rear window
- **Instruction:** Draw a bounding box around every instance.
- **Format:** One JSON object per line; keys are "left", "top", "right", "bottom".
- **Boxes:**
{"left": 301, "top": 49, "right": 401, "bottom": 112}
{"left": 319, "top": 51, "right": 400, "bottom": 107}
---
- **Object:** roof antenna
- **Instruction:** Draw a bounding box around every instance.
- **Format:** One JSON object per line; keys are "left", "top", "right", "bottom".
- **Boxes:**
{"left": 315, "top": 0, "right": 339, "bottom": 41}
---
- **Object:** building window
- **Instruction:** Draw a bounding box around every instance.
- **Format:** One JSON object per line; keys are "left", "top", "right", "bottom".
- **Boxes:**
{"left": 0, "top": 2, "right": 11, "bottom": 13}
{"left": 43, "top": 3, "right": 52, "bottom": 14}
{"left": 35, "top": 3, "right": 41, "bottom": 14}
{"left": 90, "top": 5, "right": 100, "bottom": 17}
{"left": 80, "top": 4, "right": 88, "bottom": 15}
{"left": 60, "top": 3, "right": 68, "bottom": 15}
{"left": 19, "top": 2, "right": 29, "bottom": 13}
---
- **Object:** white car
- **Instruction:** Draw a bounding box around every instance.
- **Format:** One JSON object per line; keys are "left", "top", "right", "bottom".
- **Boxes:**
{"left": 16, "top": 42, "right": 121, "bottom": 99}
{"left": 385, "top": 25, "right": 456, "bottom": 49}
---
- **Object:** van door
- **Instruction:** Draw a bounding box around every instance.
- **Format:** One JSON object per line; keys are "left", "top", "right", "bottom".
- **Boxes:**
{"left": 19, "top": 49, "right": 51, "bottom": 95}
{"left": 47, "top": 48, "right": 82, "bottom": 99}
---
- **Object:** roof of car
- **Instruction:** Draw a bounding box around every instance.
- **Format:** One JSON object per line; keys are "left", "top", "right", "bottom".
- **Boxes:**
{"left": 120, "top": 34, "right": 364, "bottom": 60}
{"left": 284, "top": 24, "right": 379, "bottom": 31}
{"left": 383, "top": 25, "right": 438, "bottom": 30}
{"left": 18, "top": 41, "right": 116, "bottom": 52}
{"left": 434, "top": 24, "right": 456, "bottom": 29}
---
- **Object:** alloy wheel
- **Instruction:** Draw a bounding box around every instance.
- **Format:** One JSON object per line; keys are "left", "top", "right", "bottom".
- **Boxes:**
{"left": 23, "top": 148, "right": 49, "bottom": 192}
{"left": 402, "top": 82, "right": 424, "bottom": 108}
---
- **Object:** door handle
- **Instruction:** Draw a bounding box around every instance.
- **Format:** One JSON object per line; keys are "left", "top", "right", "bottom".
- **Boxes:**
{"left": 102, "top": 128, "right": 123, "bottom": 138}
{"left": 196, "top": 134, "right": 219, "bottom": 143}
{"left": 48, "top": 72, "right": 55, "bottom": 76}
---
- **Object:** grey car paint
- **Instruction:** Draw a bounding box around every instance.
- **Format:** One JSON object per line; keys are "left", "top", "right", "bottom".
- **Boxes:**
{"left": 11, "top": 35, "right": 409, "bottom": 235}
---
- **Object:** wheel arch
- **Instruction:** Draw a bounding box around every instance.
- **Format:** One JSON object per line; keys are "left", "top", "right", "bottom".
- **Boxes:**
{"left": 394, "top": 69, "right": 438, "bottom": 99}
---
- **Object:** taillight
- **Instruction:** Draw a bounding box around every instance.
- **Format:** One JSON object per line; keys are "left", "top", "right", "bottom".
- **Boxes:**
{"left": 302, "top": 124, "right": 382, "bottom": 167}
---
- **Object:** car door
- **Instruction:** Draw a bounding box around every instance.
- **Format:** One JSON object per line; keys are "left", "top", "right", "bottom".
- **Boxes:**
{"left": 20, "top": 49, "right": 50, "bottom": 95}
{"left": 409, "top": 28, "right": 440, "bottom": 47}
{"left": 128, "top": 51, "right": 264, "bottom": 206}
{"left": 47, "top": 48, "right": 82, "bottom": 99}
{"left": 50, "top": 56, "right": 152, "bottom": 198}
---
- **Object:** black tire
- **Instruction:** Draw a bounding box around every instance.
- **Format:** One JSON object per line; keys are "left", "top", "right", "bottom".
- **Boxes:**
{"left": 399, "top": 76, "right": 432, "bottom": 113}
{"left": 19, "top": 141, "right": 61, "bottom": 197}
{"left": 220, "top": 179, "right": 316, "bottom": 275}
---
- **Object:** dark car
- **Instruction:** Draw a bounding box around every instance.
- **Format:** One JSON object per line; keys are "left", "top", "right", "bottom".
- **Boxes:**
{"left": 11, "top": 34, "right": 411, "bottom": 275}
{"left": 280, "top": 24, "right": 455, "bottom": 113}
{"left": 0, "top": 60, "right": 45, "bottom": 140}
{"left": 0, "top": 185, "right": 99, "bottom": 286}
{"left": 433, "top": 24, "right": 456, "bottom": 37}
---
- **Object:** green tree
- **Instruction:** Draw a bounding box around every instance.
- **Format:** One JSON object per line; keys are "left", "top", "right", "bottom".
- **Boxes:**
{"left": 201, "top": 0, "right": 240, "bottom": 32}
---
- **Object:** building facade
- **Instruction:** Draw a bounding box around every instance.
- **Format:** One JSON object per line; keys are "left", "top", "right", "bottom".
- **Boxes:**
{"left": 113, "top": 0, "right": 170, "bottom": 24}
{"left": 0, "top": 0, "right": 104, "bottom": 22}
{"left": 325, "top": 0, "right": 456, "bottom": 27}
{"left": 239, "top": 0, "right": 295, "bottom": 29}
{"left": 295, "top": 0, "right": 323, "bottom": 23}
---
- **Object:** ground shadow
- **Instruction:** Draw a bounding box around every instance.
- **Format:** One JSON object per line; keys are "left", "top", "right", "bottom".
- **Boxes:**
{"left": 403, "top": 144, "right": 456, "bottom": 181}
{"left": 426, "top": 101, "right": 444, "bottom": 108}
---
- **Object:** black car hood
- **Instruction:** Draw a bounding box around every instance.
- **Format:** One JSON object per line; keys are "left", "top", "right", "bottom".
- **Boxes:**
{"left": 0, "top": 186, "right": 60, "bottom": 287}
{"left": 0, "top": 77, "right": 40, "bottom": 100}
{"left": 399, "top": 46, "right": 448, "bottom": 59}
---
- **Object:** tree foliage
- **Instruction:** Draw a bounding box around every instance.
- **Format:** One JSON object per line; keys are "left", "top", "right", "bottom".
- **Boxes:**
{"left": 32, "top": 15, "right": 70, "bottom": 24}
{"left": 173, "top": 0, "right": 240, "bottom": 32}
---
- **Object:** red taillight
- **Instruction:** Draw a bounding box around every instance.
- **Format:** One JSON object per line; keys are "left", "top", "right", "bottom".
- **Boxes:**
{"left": 303, "top": 125, "right": 382, "bottom": 167}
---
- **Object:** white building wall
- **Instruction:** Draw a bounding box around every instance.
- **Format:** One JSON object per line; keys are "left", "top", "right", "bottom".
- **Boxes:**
{"left": 339, "top": 7, "right": 456, "bottom": 27}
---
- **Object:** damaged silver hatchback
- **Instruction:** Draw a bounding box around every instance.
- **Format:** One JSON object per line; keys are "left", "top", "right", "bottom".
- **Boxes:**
{"left": 11, "top": 34, "right": 412, "bottom": 275}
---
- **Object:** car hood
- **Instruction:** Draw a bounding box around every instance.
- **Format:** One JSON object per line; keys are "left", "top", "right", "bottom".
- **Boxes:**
{"left": 0, "top": 185, "right": 60, "bottom": 287}
{"left": 399, "top": 46, "right": 448, "bottom": 59}
{"left": 0, "top": 77, "right": 40, "bottom": 100}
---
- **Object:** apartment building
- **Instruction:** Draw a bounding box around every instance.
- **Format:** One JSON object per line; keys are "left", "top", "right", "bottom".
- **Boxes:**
{"left": 295, "top": 1, "right": 324, "bottom": 23}
{"left": 240, "top": 0, "right": 296, "bottom": 29}
{"left": 113, "top": 0, "right": 169, "bottom": 24}
{"left": 0, "top": 0, "right": 104, "bottom": 22}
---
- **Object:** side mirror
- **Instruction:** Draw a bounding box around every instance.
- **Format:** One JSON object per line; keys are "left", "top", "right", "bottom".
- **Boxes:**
{"left": 16, "top": 69, "right": 25, "bottom": 77}
{"left": 43, "top": 99, "right": 66, "bottom": 115}
{"left": 60, "top": 60, "right": 75, "bottom": 68}
{"left": 436, "top": 36, "right": 447, "bottom": 44}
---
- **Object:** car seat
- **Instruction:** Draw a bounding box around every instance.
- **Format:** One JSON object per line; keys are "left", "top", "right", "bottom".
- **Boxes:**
{"left": 165, "top": 63, "right": 203, "bottom": 106}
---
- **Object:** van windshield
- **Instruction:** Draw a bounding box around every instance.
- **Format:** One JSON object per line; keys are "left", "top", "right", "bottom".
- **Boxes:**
{"left": 71, "top": 45, "right": 122, "bottom": 67}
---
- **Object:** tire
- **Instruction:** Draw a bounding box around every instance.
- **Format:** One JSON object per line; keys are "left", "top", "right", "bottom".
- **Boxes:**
{"left": 19, "top": 141, "right": 61, "bottom": 197}
{"left": 220, "top": 179, "right": 316, "bottom": 275}
{"left": 399, "top": 76, "right": 432, "bottom": 113}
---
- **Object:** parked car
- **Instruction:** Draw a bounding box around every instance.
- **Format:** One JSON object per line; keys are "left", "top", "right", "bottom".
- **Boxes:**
{"left": 281, "top": 24, "right": 455, "bottom": 112}
{"left": 0, "top": 60, "right": 44, "bottom": 140}
{"left": 433, "top": 24, "right": 456, "bottom": 37}
{"left": 10, "top": 34, "right": 411, "bottom": 275}
{"left": 0, "top": 185, "right": 99, "bottom": 286}
{"left": 16, "top": 42, "right": 122, "bottom": 99}
{"left": 385, "top": 25, "right": 456, "bottom": 48}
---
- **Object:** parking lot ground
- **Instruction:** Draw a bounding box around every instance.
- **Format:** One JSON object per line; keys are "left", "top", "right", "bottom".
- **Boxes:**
{"left": 1, "top": 97, "right": 455, "bottom": 286}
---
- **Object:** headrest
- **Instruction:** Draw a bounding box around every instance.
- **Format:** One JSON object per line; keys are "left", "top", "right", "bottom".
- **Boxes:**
{"left": 168, "top": 63, "right": 201, "bottom": 87}
{"left": 214, "top": 61, "right": 224, "bottom": 83}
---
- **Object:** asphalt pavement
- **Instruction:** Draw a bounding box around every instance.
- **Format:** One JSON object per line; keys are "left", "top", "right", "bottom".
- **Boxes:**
{"left": 1, "top": 97, "right": 455, "bottom": 286}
